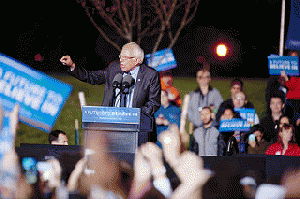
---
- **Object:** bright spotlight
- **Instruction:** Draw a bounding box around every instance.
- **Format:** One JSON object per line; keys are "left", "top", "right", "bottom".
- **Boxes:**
{"left": 216, "top": 44, "right": 227, "bottom": 57}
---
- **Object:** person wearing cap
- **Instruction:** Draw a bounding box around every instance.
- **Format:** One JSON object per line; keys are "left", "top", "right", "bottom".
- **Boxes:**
{"left": 215, "top": 78, "right": 254, "bottom": 124}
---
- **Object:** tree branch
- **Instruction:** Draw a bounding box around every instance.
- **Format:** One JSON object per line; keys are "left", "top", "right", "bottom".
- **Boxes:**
{"left": 82, "top": 2, "right": 121, "bottom": 51}
{"left": 92, "top": 0, "right": 128, "bottom": 39}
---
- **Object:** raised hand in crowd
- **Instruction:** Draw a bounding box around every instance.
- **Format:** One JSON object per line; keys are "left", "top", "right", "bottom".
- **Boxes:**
{"left": 76, "top": 130, "right": 127, "bottom": 198}
{"left": 281, "top": 168, "right": 300, "bottom": 198}
{"left": 171, "top": 151, "right": 212, "bottom": 199}
{"left": 280, "top": 70, "right": 289, "bottom": 82}
{"left": 67, "top": 157, "right": 87, "bottom": 192}
{"left": 129, "top": 142, "right": 169, "bottom": 199}
{"left": 158, "top": 124, "right": 182, "bottom": 169}
{"left": 0, "top": 104, "right": 35, "bottom": 199}
{"left": 158, "top": 124, "right": 212, "bottom": 199}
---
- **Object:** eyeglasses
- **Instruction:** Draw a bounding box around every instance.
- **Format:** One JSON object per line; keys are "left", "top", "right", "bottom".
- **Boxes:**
{"left": 197, "top": 76, "right": 211, "bottom": 79}
{"left": 119, "top": 55, "right": 136, "bottom": 60}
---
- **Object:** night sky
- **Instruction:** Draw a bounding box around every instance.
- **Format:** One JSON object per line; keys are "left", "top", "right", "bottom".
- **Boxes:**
{"left": 0, "top": 0, "right": 292, "bottom": 78}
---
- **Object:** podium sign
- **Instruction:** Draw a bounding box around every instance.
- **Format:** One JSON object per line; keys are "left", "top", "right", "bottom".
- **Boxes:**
{"left": 82, "top": 106, "right": 141, "bottom": 132}
{"left": 82, "top": 106, "right": 146, "bottom": 159}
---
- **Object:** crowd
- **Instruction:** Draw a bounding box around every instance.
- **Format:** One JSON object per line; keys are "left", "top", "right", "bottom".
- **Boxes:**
{"left": 2, "top": 102, "right": 300, "bottom": 198}
{"left": 156, "top": 67, "right": 300, "bottom": 157}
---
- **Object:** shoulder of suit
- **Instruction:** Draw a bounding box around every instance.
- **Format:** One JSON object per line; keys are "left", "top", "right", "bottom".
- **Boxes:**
{"left": 140, "top": 63, "right": 158, "bottom": 73}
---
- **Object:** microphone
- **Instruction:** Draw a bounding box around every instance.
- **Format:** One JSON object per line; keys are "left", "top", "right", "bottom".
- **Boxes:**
{"left": 112, "top": 73, "right": 123, "bottom": 89}
{"left": 121, "top": 74, "right": 135, "bottom": 94}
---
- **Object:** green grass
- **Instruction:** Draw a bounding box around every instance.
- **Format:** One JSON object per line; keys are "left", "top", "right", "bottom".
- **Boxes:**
{"left": 15, "top": 74, "right": 268, "bottom": 147}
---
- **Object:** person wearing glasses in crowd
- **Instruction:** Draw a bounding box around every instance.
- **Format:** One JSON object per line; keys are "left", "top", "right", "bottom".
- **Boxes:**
{"left": 187, "top": 68, "right": 223, "bottom": 132}
{"left": 60, "top": 42, "right": 161, "bottom": 142}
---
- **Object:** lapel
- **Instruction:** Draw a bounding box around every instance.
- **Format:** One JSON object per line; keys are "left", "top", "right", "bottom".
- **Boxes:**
{"left": 132, "top": 64, "right": 145, "bottom": 107}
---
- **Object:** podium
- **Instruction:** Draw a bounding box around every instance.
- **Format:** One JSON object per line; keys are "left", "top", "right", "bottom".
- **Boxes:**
{"left": 82, "top": 106, "right": 153, "bottom": 165}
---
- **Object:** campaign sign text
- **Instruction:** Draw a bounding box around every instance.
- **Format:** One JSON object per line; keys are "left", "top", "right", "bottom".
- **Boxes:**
{"left": 234, "top": 108, "right": 255, "bottom": 128}
{"left": 82, "top": 106, "right": 140, "bottom": 124}
{"left": 219, "top": 118, "right": 251, "bottom": 132}
{"left": 145, "top": 48, "right": 177, "bottom": 71}
{"left": 0, "top": 53, "right": 73, "bottom": 132}
{"left": 268, "top": 55, "right": 299, "bottom": 76}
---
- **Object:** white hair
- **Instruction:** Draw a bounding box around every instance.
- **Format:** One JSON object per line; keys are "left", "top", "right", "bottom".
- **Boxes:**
{"left": 122, "top": 42, "right": 144, "bottom": 64}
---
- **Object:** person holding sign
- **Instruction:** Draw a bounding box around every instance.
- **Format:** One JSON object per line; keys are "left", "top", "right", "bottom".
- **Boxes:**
{"left": 281, "top": 70, "right": 300, "bottom": 126}
{"left": 232, "top": 92, "right": 259, "bottom": 125}
{"left": 218, "top": 107, "right": 240, "bottom": 156}
{"left": 216, "top": 78, "right": 254, "bottom": 123}
{"left": 231, "top": 91, "right": 259, "bottom": 153}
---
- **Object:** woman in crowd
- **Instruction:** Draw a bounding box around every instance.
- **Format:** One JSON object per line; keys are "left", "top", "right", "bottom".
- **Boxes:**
{"left": 278, "top": 115, "right": 292, "bottom": 128}
{"left": 218, "top": 107, "right": 240, "bottom": 156}
{"left": 265, "top": 124, "right": 300, "bottom": 156}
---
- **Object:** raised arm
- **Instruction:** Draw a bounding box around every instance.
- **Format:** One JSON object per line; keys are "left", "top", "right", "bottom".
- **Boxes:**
{"left": 60, "top": 55, "right": 107, "bottom": 85}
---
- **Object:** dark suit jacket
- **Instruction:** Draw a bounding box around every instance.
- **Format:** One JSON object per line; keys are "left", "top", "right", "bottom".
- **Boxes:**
{"left": 69, "top": 61, "right": 161, "bottom": 117}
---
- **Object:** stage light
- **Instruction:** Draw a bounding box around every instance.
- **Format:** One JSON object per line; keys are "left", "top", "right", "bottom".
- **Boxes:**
{"left": 216, "top": 44, "right": 227, "bottom": 57}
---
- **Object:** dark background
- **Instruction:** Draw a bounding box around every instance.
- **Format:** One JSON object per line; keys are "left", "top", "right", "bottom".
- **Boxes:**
{"left": 0, "top": 0, "right": 293, "bottom": 78}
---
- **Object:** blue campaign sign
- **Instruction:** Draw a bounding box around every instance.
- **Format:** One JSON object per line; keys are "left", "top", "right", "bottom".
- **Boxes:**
{"left": 0, "top": 53, "right": 73, "bottom": 132}
{"left": 145, "top": 48, "right": 177, "bottom": 71}
{"left": 268, "top": 55, "right": 299, "bottom": 76}
{"left": 234, "top": 108, "right": 255, "bottom": 127}
{"left": 219, "top": 118, "right": 251, "bottom": 132}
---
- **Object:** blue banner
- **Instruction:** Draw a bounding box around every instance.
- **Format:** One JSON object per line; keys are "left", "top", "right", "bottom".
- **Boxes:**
{"left": 285, "top": 0, "right": 300, "bottom": 50}
{"left": 268, "top": 55, "right": 299, "bottom": 76}
{"left": 145, "top": 48, "right": 177, "bottom": 71}
{"left": 234, "top": 108, "right": 255, "bottom": 127}
{"left": 219, "top": 118, "right": 251, "bottom": 132}
{"left": 0, "top": 53, "right": 73, "bottom": 132}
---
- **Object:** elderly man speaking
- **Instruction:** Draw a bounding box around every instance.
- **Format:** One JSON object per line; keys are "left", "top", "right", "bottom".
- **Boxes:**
{"left": 60, "top": 42, "right": 161, "bottom": 142}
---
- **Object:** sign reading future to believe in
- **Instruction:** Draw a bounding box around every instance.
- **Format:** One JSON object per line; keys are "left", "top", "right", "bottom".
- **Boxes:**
{"left": 219, "top": 108, "right": 255, "bottom": 132}
{"left": 145, "top": 48, "right": 177, "bottom": 71}
{"left": 268, "top": 55, "right": 299, "bottom": 76}
{"left": 0, "top": 53, "right": 73, "bottom": 132}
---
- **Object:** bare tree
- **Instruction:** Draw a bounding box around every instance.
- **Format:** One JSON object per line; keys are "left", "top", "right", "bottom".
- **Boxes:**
{"left": 78, "top": 0, "right": 199, "bottom": 67}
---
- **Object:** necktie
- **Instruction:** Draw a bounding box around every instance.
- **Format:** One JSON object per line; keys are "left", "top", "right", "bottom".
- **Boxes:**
{"left": 120, "top": 72, "right": 131, "bottom": 107}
